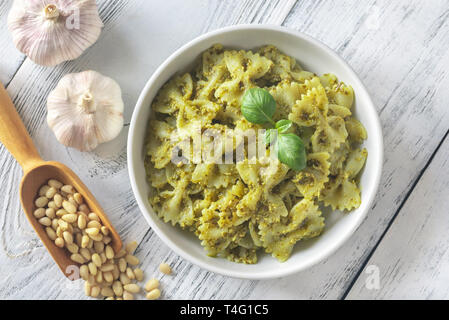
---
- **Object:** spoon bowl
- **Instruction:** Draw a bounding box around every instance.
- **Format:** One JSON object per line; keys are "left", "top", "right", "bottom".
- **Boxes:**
{"left": 0, "top": 83, "right": 121, "bottom": 279}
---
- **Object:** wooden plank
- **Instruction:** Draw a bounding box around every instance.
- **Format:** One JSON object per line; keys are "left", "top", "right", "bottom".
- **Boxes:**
{"left": 0, "top": 0, "right": 296, "bottom": 299}
{"left": 0, "top": 0, "right": 25, "bottom": 86}
{"left": 244, "top": 0, "right": 449, "bottom": 299}
{"left": 346, "top": 132, "right": 449, "bottom": 299}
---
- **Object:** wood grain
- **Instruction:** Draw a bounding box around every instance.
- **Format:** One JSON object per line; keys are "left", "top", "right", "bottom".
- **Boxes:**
{"left": 0, "top": 0, "right": 25, "bottom": 86}
{"left": 346, "top": 133, "right": 449, "bottom": 299}
{"left": 1, "top": 0, "right": 448, "bottom": 300}
{"left": 0, "top": 0, "right": 297, "bottom": 300}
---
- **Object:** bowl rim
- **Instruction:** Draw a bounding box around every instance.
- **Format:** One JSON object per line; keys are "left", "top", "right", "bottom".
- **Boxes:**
{"left": 127, "top": 24, "right": 384, "bottom": 280}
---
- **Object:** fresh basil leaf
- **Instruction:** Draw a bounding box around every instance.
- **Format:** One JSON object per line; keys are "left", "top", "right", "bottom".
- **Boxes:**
{"left": 241, "top": 88, "right": 276, "bottom": 125}
{"left": 264, "top": 129, "right": 278, "bottom": 145}
{"left": 275, "top": 119, "right": 292, "bottom": 133}
{"left": 276, "top": 133, "right": 306, "bottom": 171}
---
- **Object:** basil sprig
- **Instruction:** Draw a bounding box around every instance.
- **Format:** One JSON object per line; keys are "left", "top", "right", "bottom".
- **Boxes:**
{"left": 241, "top": 88, "right": 306, "bottom": 171}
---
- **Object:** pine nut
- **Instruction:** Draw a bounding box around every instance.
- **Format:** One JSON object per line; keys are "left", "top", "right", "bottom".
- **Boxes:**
{"left": 80, "top": 248, "right": 91, "bottom": 261}
{"left": 56, "top": 227, "right": 63, "bottom": 237}
{"left": 74, "top": 193, "right": 83, "bottom": 204}
{"left": 112, "top": 265, "right": 120, "bottom": 280}
{"left": 70, "top": 253, "right": 85, "bottom": 264}
{"left": 39, "top": 185, "right": 51, "bottom": 196}
{"left": 33, "top": 208, "right": 46, "bottom": 219}
{"left": 87, "top": 238, "right": 94, "bottom": 249}
{"left": 55, "top": 237, "right": 64, "bottom": 248}
{"left": 87, "top": 275, "right": 96, "bottom": 286}
{"left": 63, "top": 231, "right": 73, "bottom": 245}
{"left": 45, "top": 227, "right": 57, "bottom": 241}
{"left": 56, "top": 209, "right": 68, "bottom": 217}
{"left": 62, "top": 200, "right": 77, "bottom": 214}
{"left": 61, "top": 185, "right": 75, "bottom": 194}
{"left": 134, "top": 268, "right": 144, "bottom": 282}
{"left": 89, "top": 233, "right": 103, "bottom": 242}
{"left": 94, "top": 241, "right": 104, "bottom": 253}
{"left": 159, "top": 263, "right": 172, "bottom": 275}
{"left": 126, "top": 267, "right": 135, "bottom": 280}
{"left": 101, "top": 263, "right": 115, "bottom": 272}
{"left": 100, "top": 226, "right": 109, "bottom": 236}
{"left": 96, "top": 271, "right": 103, "bottom": 283}
{"left": 103, "top": 236, "right": 112, "bottom": 245}
{"left": 125, "top": 254, "right": 139, "bottom": 266}
{"left": 81, "top": 235, "right": 90, "bottom": 248}
{"left": 75, "top": 233, "right": 83, "bottom": 247}
{"left": 80, "top": 265, "right": 89, "bottom": 280}
{"left": 48, "top": 179, "right": 63, "bottom": 189}
{"left": 112, "top": 281, "right": 123, "bottom": 297}
{"left": 84, "top": 282, "right": 91, "bottom": 296}
{"left": 48, "top": 201, "right": 57, "bottom": 209}
{"left": 101, "top": 287, "right": 114, "bottom": 297}
{"left": 123, "top": 291, "right": 134, "bottom": 300}
{"left": 45, "top": 208, "right": 56, "bottom": 219}
{"left": 35, "top": 196, "right": 48, "bottom": 208}
{"left": 38, "top": 217, "right": 52, "bottom": 226}
{"left": 105, "top": 297, "right": 114, "bottom": 300}
{"left": 126, "top": 241, "right": 138, "bottom": 254}
{"left": 146, "top": 288, "right": 161, "bottom": 300}
{"left": 86, "top": 227, "right": 100, "bottom": 237}
{"left": 87, "top": 221, "right": 101, "bottom": 229}
{"left": 62, "top": 213, "right": 78, "bottom": 223}
{"left": 123, "top": 284, "right": 140, "bottom": 294}
{"left": 79, "top": 204, "right": 89, "bottom": 214}
{"left": 66, "top": 243, "right": 79, "bottom": 254}
{"left": 91, "top": 286, "right": 100, "bottom": 298}
{"left": 68, "top": 195, "right": 77, "bottom": 206}
{"left": 52, "top": 219, "right": 59, "bottom": 231}
{"left": 119, "top": 273, "right": 131, "bottom": 285}
{"left": 92, "top": 253, "right": 102, "bottom": 267}
{"left": 104, "top": 271, "right": 113, "bottom": 283}
{"left": 45, "top": 187, "right": 57, "bottom": 199}
{"left": 58, "top": 219, "right": 69, "bottom": 231}
{"left": 105, "top": 245, "right": 114, "bottom": 259}
{"left": 77, "top": 215, "right": 87, "bottom": 229}
{"left": 115, "top": 249, "right": 127, "bottom": 259}
{"left": 100, "top": 252, "right": 107, "bottom": 263}
{"left": 145, "top": 279, "right": 159, "bottom": 292}
{"left": 54, "top": 194, "right": 62, "bottom": 208}
{"left": 88, "top": 213, "right": 100, "bottom": 222}
{"left": 88, "top": 262, "right": 98, "bottom": 276}
{"left": 118, "top": 258, "right": 127, "bottom": 273}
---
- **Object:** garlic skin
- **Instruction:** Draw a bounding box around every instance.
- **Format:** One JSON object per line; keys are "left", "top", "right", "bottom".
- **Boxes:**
{"left": 8, "top": 0, "right": 103, "bottom": 66}
{"left": 47, "top": 71, "right": 124, "bottom": 152}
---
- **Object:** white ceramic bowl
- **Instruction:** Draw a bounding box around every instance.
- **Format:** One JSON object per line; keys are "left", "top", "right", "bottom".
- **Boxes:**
{"left": 128, "top": 25, "right": 383, "bottom": 279}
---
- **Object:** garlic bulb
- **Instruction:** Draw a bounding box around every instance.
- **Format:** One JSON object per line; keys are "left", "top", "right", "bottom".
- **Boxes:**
{"left": 8, "top": 0, "right": 103, "bottom": 66}
{"left": 47, "top": 70, "right": 124, "bottom": 152}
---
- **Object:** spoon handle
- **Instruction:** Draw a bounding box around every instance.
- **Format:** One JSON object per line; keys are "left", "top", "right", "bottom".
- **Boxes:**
{"left": 0, "top": 83, "right": 42, "bottom": 172}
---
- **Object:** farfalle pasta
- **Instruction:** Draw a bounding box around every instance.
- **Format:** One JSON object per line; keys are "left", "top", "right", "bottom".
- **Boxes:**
{"left": 144, "top": 44, "right": 367, "bottom": 263}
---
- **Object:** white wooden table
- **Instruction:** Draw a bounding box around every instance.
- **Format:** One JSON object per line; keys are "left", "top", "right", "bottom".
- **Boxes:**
{"left": 0, "top": 0, "right": 448, "bottom": 300}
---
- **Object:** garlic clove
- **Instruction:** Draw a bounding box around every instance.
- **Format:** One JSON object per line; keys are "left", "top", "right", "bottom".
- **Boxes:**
{"left": 47, "top": 71, "right": 124, "bottom": 152}
{"left": 8, "top": 0, "right": 103, "bottom": 66}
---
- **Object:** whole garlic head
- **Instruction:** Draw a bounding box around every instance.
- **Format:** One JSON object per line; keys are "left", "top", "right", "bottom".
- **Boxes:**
{"left": 47, "top": 70, "right": 124, "bottom": 152}
{"left": 8, "top": 0, "right": 103, "bottom": 66}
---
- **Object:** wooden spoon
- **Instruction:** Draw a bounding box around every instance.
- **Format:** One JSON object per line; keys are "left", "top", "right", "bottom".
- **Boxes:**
{"left": 0, "top": 83, "right": 122, "bottom": 279}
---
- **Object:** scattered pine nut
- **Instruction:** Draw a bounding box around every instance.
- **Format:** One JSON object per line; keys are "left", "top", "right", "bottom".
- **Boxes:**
{"left": 33, "top": 181, "right": 154, "bottom": 300}
{"left": 123, "top": 291, "right": 134, "bottom": 300}
{"left": 125, "top": 241, "right": 138, "bottom": 254}
{"left": 125, "top": 254, "right": 139, "bottom": 266}
{"left": 146, "top": 288, "right": 161, "bottom": 300}
{"left": 145, "top": 279, "right": 159, "bottom": 292}
{"left": 134, "top": 268, "right": 144, "bottom": 281}
{"left": 123, "top": 283, "right": 140, "bottom": 293}
{"left": 159, "top": 263, "right": 172, "bottom": 275}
